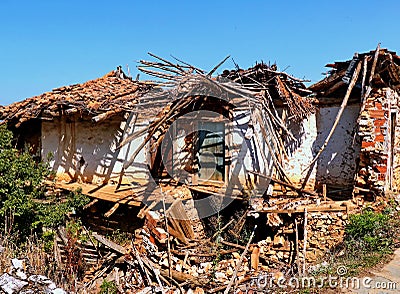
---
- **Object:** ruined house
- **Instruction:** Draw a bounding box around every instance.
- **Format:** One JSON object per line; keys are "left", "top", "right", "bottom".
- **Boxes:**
{"left": 0, "top": 57, "right": 316, "bottom": 216}
{"left": 0, "top": 47, "right": 399, "bottom": 291}
{"left": 309, "top": 46, "right": 400, "bottom": 199}
{"left": 0, "top": 67, "right": 161, "bottom": 205}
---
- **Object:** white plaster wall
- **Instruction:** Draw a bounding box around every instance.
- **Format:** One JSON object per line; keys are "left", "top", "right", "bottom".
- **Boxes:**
{"left": 314, "top": 105, "right": 361, "bottom": 188}
{"left": 229, "top": 109, "right": 273, "bottom": 193}
{"left": 283, "top": 114, "right": 318, "bottom": 186}
{"left": 42, "top": 114, "right": 150, "bottom": 185}
{"left": 283, "top": 104, "right": 361, "bottom": 189}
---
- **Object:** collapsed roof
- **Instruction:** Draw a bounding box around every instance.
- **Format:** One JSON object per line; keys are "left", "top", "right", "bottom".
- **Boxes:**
{"left": 309, "top": 47, "right": 400, "bottom": 98}
{"left": 0, "top": 67, "right": 153, "bottom": 128}
{"left": 115, "top": 55, "right": 316, "bottom": 186}
{"left": 221, "top": 62, "right": 314, "bottom": 121}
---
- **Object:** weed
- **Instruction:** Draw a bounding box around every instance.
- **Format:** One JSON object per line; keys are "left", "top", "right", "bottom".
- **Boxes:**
{"left": 100, "top": 279, "right": 118, "bottom": 294}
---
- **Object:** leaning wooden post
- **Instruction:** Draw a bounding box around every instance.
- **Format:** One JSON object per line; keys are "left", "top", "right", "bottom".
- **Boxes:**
{"left": 302, "top": 208, "right": 308, "bottom": 276}
{"left": 224, "top": 225, "right": 257, "bottom": 294}
{"left": 301, "top": 59, "right": 362, "bottom": 190}
{"left": 161, "top": 194, "right": 172, "bottom": 278}
{"left": 295, "top": 219, "right": 300, "bottom": 273}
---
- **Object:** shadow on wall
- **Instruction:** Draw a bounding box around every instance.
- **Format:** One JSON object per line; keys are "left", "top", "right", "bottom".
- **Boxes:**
{"left": 44, "top": 113, "right": 148, "bottom": 185}
{"left": 284, "top": 119, "right": 306, "bottom": 157}
{"left": 313, "top": 105, "right": 361, "bottom": 191}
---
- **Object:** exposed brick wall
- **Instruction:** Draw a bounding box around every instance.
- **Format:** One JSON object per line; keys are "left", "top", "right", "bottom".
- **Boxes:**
{"left": 354, "top": 88, "right": 398, "bottom": 198}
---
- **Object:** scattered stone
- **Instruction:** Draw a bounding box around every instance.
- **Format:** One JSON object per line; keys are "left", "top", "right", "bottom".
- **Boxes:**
{"left": 0, "top": 273, "right": 28, "bottom": 294}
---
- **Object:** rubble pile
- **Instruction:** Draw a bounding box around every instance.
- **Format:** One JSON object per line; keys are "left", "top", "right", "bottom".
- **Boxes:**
{"left": 74, "top": 189, "right": 354, "bottom": 293}
{"left": 0, "top": 258, "right": 65, "bottom": 294}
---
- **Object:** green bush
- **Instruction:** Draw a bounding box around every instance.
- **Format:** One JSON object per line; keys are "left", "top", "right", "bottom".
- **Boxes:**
{"left": 36, "top": 189, "right": 90, "bottom": 229}
{"left": 345, "top": 209, "right": 394, "bottom": 254}
{"left": 0, "top": 125, "right": 90, "bottom": 241}
{"left": 0, "top": 125, "right": 50, "bottom": 238}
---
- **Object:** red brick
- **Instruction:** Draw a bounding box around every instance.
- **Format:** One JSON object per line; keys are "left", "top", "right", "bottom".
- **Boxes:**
{"left": 375, "top": 134, "right": 385, "bottom": 142}
{"left": 375, "top": 165, "right": 387, "bottom": 174}
{"left": 368, "top": 109, "right": 387, "bottom": 118}
{"left": 362, "top": 141, "right": 375, "bottom": 148}
{"left": 378, "top": 173, "right": 386, "bottom": 181}
{"left": 374, "top": 119, "right": 386, "bottom": 127}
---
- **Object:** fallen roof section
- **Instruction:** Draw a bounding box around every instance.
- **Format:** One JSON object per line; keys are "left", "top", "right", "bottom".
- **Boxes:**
{"left": 309, "top": 47, "right": 400, "bottom": 98}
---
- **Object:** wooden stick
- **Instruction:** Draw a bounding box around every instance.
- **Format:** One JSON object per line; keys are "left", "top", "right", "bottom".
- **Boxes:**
{"left": 364, "top": 43, "right": 381, "bottom": 100}
{"left": 162, "top": 196, "right": 172, "bottom": 278}
{"left": 224, "top": 225, "right": 257, "bottom": 294}
{"left": 211, "top": 218, "right": 235, "bottom": 239}
{"left": 360, "top": 56, "right": 368, "bottom": 99}
{"left": 248, "top": 170, "right": 318, "bottom": 196}
{"left": 220, "top": 239, "right": 246, "bottom": 250}
{"left": 369, "top": 43, "right": 381, "bottom": 84}
{"left": 252, "top": 206, "right": 346, "bottom": 214}
{"left": 323, "top": 184, "right": 327, "bottom": 202}
{"left": 302, "top": 208, "right": 308, "bottom": 276}
{"left": 91, "top": 232, "right": 127, "bottom": 255}
{"left": 131, "top": 245, "right": 153, "bottom": 286}
{"left": 301, "top": 59, "right": 362, "bottom": 189}
{"left": 208, "top": 55, "right": 230, "bottom": 76}
{"left": 295, "top": 219, "right": 300, "bottom": 273}
{"left": 83, "top": 199, "right": 98, "bottom": 210}
{"left": 147, "top": 52, "right": 186, "bottom": 73}
{"left": 104, "top": 203, "right": 120, "bottom": 218}
{"left": 139, "top": 60, "right": 184, "bottom": 76}
{"left": 171, "top": 248, "right": 237, "bottom": 257}
{"left": 209, "top": 277, "right": 252, "bottom": 293}
{"left": 170, "top": 54, "right": 205, "bottom": 74}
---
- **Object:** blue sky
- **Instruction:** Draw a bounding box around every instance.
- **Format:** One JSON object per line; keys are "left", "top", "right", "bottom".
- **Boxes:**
{"left": 0, "top": 0, "right": 399, "bottom": 105}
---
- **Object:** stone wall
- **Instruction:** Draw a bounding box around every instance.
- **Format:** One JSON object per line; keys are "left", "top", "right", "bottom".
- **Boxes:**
{"left": 355, "top": 88, "right": 399, "bottom": 197}
{"left": 302, "top": 210, "right": 348, "bottom": 263}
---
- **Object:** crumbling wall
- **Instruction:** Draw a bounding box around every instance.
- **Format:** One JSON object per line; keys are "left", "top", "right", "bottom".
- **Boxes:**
{"left": 41, "top": 113, "right": 150, "bottom": 185}
{"left": 231, "top": 109, "right": 273, "bottom": 192}
{"left": 314, "top": 104, "right": 361, "bottom": 189}
{"left": 283, "top": 104, "right": 360, "bottom": 191}
{"left": 302, "top": 210, "right": 348, "bottom": 262}
{"left": 283, "top": 114, "right": 317, "bottom": 188}
{"left": 355, "top": 88, "right": 398, "bottom": 197}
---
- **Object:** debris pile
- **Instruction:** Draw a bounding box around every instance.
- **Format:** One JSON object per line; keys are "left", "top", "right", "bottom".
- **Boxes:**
{"left": 2, "top": 48, "right": 400, "bottom": 292}
{"left": 0, "top": 258, "right": 65, "bottom": 294}
{"left": 221, "top": 62, "right": 315, "bottom": 121}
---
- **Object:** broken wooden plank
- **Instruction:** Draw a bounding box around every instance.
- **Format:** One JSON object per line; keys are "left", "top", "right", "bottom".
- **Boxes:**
{"left": 252, "top": 206, "right": 347, "bottom": 214}
{"left": 83, "top": 199, "right": 99, "bottom": 210}
{"left": 224, "top": 225, "right": 257, "bottom": 294}
{"left": 104, "top": 203, "right": 120, "bottom": 218}
{"left": 248, "top": 170, "right": 317, "bottom": 196}
{"left": 91, "top": 232, "right": 127, "bottom": 255}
